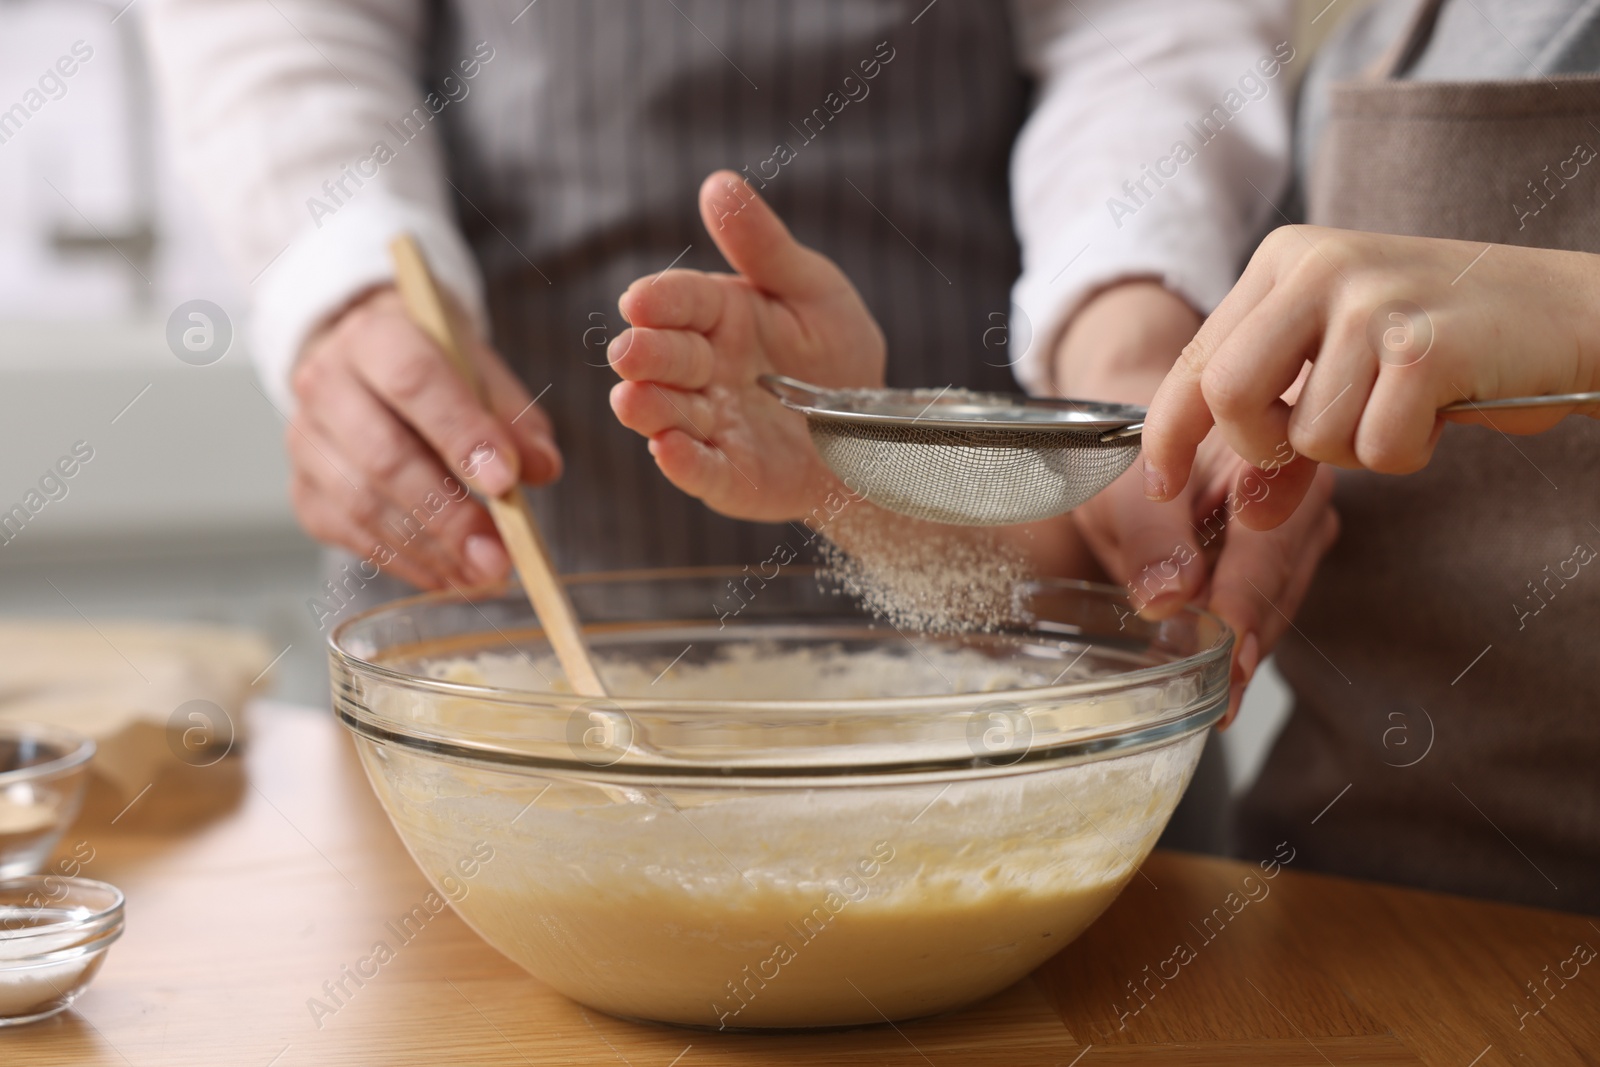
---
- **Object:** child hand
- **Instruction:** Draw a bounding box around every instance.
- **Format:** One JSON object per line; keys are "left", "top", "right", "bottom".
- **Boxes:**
{"left": 609, "top": 171, "right": 885, "bottom": 523}
{"left": 1141, "top": 226, "right": 1600, "bottom": 528}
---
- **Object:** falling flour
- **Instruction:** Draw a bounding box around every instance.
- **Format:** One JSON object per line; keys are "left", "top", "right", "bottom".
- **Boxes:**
{"left": 815, "top": 508, "right": 1034, "bottom": 634}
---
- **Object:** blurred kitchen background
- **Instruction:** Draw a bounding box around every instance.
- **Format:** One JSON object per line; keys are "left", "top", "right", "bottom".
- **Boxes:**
{"left": 0, "top": 0, "right": 324, "bottom": 703}
{"left": 0, "top": 0, "right": 1351, "bottom": 802}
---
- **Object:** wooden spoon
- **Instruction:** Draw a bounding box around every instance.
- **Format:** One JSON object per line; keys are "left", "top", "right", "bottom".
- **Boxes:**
{"left": 389, "top": 234, "right": 607, "bottom": 697}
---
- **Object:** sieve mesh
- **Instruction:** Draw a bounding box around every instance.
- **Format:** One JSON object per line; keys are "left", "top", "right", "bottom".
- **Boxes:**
{"left": 761, "top": 375, "right": 1145, "bottom": 526}
{"left": 808, "top": 418, "right": 1141, "bottom": 526}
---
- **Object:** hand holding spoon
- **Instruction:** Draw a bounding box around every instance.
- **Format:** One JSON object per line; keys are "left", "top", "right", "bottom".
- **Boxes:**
{"left": 389, "top": 234, "right": 607, "bottom": 697}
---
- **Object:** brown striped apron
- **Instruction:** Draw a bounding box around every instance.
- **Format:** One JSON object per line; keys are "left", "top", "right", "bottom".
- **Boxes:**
{"left": 1237, "top": 0, "right": 1600, "bottom": 913}
{"left": 427, "top": 0, "right": 1029, "bottom": 575}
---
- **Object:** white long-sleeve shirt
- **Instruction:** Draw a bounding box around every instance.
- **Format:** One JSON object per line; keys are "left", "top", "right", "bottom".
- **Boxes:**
{"left": 142, "top": 0, "right": 1293, "bottom": 408}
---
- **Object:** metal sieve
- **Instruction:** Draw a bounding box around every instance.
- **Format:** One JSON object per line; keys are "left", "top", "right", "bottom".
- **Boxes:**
{"left": 761, "top": 375, "right": 1145, "bottom": 526}
{"left": 762, "top": 375, "right": 1600, "bottom": 528}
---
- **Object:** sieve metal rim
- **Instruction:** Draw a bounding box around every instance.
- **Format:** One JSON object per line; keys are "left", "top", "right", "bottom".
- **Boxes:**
{"left": 760, "top": 374, "right": 1146, "bottom": 441}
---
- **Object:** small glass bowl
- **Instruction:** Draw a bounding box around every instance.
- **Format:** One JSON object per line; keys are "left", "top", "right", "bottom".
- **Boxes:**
{"left": 0, "top": 876, "right": 124, "bottom": 1026}
{"left": 0, "top": 722, "right": 95, "bottom": 879}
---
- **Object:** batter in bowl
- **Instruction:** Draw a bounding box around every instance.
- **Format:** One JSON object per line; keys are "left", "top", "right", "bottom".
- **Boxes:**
{"left": 457, "top": 837, "right": 1132, "bottom": 1029}
{"left": 366, "top": 642, "right": 1195, "bottom": 1028}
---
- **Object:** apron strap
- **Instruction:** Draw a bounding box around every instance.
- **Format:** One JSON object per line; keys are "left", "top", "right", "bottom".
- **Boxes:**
{"left": 1363, "top": 0, "right": 1448, "bottom": 81}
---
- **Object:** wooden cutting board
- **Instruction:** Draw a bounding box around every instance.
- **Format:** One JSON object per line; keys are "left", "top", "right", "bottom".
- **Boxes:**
{"left": 6, "top": 702, "right": 1596, "bottom": 1065}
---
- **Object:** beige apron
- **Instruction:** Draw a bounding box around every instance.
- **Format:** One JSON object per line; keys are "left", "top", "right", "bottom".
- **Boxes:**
{"left": 1238, "top": 0, "right": 1600, "bottom": 913}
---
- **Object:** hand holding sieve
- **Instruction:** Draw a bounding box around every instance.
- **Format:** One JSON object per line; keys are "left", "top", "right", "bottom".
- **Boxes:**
{"left": 760, "top": 375, "right": 1146, "bottom": 526}
{"left": 762, "top": 374, "right": 1600, "bottom": 528}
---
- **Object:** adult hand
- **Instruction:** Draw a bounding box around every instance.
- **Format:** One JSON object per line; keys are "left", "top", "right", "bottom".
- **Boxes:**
{"left": 287, "top": 285, "right": 561, "bottom": 589}
{"left": 1057, "top": 282, "right": 1209, "bottom": 618}
{"left": 1143, "top": 226, "right": 1600, "bottom": 528}
{"left": 609, "top": 171, "right": 885, "bottom": 522}
{"left": 1057, "top": 281, "right": 1340, "bottom": 723}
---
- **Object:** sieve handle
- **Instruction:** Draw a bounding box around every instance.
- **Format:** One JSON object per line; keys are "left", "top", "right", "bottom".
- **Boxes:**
{"left": 1439, "top": 391, "right": 1600, "bottom": 412}
{"left": 1106, "top": 391, "right": 1600, "bottom": 444}
{"left": 759, "top": 374, "right": 829, "bottom": 409}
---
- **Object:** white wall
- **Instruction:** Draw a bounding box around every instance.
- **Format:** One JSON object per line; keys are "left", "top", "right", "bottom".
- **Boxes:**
{"left": 0, "top": 2, "right": 329, "bottom": 704}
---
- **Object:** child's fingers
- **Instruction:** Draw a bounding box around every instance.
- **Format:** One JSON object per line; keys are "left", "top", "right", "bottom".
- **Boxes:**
{"left": 1143, "top": 227, "right": 1306, "bottom": 501}
{"left": 1354, "top": 368, "right": 1449, "bottom": 474}
{"left": 619, "top": 270, "right": 727, "bottom": 333}
{"left": 1284, "top": 320, "right": 1379, "bottom": 470}
{"left": 608, "top": 327, "right": 716, "bottom": 389}
{"left": 1196, "top": 289, "right": 1323, "bottom": 472}
{"left": 1142, "top": 363, "right": 1215, "bottom": 504}
{"left": 609, "top": 381, "right": 717, "bottom": 440}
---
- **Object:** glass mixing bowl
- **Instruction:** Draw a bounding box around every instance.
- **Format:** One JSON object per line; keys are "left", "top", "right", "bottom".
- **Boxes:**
{"left": 331, "top": 568, "right": 1229, "bottom": 1030}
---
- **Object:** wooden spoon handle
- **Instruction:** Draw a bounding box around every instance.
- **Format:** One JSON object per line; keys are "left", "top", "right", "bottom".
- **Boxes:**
{"left": 389, "top": 234, "right": 608, "bottom": 697}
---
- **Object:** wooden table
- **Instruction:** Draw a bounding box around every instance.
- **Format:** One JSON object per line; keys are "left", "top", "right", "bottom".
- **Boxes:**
{"left": 6, "top": 702, "right": 1597, "bottom": 1066}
